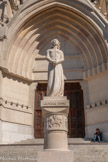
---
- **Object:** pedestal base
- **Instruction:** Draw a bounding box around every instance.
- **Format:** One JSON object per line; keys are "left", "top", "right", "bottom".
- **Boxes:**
{"left": 44, "top": 130, "right": 68, "bottom": 151}
{"left": 37, "top": 151, "right": 74, "bottom": 162}
{"left": 41, "top": 97, "right": 69, "bottom": 151}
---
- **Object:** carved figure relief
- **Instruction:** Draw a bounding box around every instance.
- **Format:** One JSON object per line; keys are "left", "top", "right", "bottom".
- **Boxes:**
{"left": 0, "top": 0, "right": 13, "bottom": 23}
{"left": 13, "top": 0, "right": 20, "bottom": 9}
{"left": 0, "top": 0, "right": 23, "bottom": 25}
{"left": 47, "top": 115, "right": 62, "bottom": 129}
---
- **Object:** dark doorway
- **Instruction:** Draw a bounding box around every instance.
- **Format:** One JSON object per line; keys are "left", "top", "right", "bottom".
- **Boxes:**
{"left": 34, "top": 83, "right": 85, "bottom": 138}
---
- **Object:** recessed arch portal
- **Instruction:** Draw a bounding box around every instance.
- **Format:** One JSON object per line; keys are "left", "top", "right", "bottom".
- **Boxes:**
{"left": 6, "top": 1, "right": 108, "bottom": 80}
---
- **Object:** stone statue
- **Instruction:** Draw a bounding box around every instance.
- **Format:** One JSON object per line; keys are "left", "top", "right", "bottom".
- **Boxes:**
{"left": 13, "top": 0, "right": 20, "bottom": 9}
{"left": 47, "top": 39, "right": 64, "bottom": 96}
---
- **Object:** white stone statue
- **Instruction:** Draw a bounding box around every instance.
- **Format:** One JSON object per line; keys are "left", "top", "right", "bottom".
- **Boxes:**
{"left": 14, "top": 0, "right": 20, "bottom": 6}
{"left": 47, "top": 39, "right": 64, "bottom": 96}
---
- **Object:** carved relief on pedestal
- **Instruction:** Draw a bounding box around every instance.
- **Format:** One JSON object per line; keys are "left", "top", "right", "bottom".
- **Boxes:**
{"left": 47, "top": 115, "right": 62, "bottom": 128}
{"left": 46, "top": 114, "right": 68, "bottom": 131}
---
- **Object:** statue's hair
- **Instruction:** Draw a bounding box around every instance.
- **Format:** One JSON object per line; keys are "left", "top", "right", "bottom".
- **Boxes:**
{"left": 51, "top": 39, "right": 60, "bottom": 49}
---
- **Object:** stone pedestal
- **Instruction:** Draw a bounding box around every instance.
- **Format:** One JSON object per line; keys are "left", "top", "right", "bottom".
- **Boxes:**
{"left": 37, "top": 151, "right": 74, "bottom": 162}
{"left": 41, "top": 96, "right": 69, "bottom": 151}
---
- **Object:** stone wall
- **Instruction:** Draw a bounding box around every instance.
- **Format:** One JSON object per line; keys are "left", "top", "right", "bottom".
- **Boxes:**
{"left": 85, "top": 71, "right": 108, "bottom": 141}
{"left": 0, "top": 72, "right": 34, "bottom": 144}
{"left": 2, "top": 75, "right": 29, "bottom": 105}
{"left": 88, "top": 72, "right": 108, "bottom": 103}
{"left": 0, "top": 121, "right": 33, "bottom": 144}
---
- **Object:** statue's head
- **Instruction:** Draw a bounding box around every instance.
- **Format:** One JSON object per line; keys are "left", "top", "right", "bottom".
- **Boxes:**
{"left": 51, "top": 39, "right": 60, "bottom": 49}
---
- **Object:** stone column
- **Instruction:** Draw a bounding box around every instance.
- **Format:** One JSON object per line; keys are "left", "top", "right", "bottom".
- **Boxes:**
{"left": 41, "top": 96, "right": 69, "bottom": 151}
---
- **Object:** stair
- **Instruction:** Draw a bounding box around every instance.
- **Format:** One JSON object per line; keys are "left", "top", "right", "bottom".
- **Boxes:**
{"left": 70, "top": 144, "right": 108, "bottom": 162}
{"left": 14, "top": 138, "right": 90, "bottom": 145}
{"left": 0, "top": 139, "right": 108, "bottom": 162}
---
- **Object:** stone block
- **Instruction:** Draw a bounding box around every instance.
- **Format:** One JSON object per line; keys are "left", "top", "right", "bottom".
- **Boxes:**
{"left": 41, "top": 96, "right": 69, "bottom": 115}
{"left": 37, "top": 151, "right": 74, "bottom": 162}
{"left": 41, "top": 97, "right": 69, "bottom": 151}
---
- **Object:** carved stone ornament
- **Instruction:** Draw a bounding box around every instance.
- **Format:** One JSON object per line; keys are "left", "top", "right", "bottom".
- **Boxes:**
{"left": 46, "top": 114, "right": 68, "bottom": 130}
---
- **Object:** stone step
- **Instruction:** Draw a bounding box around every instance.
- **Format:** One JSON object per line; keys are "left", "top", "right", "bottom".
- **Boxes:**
{"left": 14, "top": 138, "right": 91, "bottom": 145}
{"left": 68, "top": 138, "right": 91, "bottom": 143}
{"left": 0, "top": 144, "right": 108, "bottom": 162}
{"left": 15, "top": 138, "right": 44, "bottom": 144}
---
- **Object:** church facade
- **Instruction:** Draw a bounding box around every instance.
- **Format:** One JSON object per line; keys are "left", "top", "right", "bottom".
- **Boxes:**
{"left": 0, "top": 0, "right": 108, "bottom": 144}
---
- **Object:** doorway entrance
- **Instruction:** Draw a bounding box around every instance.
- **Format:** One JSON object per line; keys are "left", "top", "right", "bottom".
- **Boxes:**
{"left": 34, "top": 83, "right": 85, "bottom": 138}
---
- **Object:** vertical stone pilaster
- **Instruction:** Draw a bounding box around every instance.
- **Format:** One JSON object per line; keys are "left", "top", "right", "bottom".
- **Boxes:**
{"left": 80, "top": 80, "right": 89, "bottom": 139}
{"left": 29, "top": 82, "right": 38, "bottom": 109}
{"left": 0, "top": 70, "right": 3, "bottom": 143}
{"left": 29, "top": 82, "right": 38, "bottom": 135}
{"left": 0, "top": 70, "right": 3, "bottom": 118}
{"left": 80, "top": 80, "right": 89, "bottom": 109}
{"left": 0, "top": 70, "right": 3, "bottom": 99}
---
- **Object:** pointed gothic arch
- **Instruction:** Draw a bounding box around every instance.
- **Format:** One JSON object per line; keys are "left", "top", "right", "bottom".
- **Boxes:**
{"left": 1, "top": 0, "right": 107, "bottom": 80}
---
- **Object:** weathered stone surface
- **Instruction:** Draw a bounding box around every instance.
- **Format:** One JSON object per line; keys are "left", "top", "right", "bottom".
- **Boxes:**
{"left": 37, "top": 151, "right": 74, "bottom": 162}
{"left": 41, "top": 97, "right": 69, "bottom": 151}
{"left": 0, "top": 0, "right": 108, "bottom": 145}
{"left": 47, "top": 39, "right": 64, "bottom": 97}
{"left": 0, "top": 142, "right": 108, "bottom": 162}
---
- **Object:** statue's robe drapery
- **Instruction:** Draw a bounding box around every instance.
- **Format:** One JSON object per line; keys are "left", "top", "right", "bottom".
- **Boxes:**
{"left": 47, "top": 49, "right": 64, "bottom": 96}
